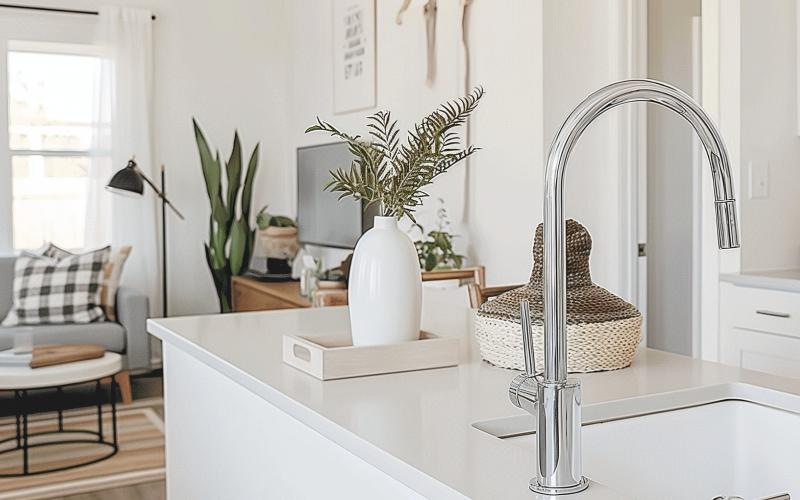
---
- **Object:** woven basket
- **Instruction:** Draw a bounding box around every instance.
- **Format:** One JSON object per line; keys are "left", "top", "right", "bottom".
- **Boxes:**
{"left": 475, "top": 220, "right": 642, "bottom": 372}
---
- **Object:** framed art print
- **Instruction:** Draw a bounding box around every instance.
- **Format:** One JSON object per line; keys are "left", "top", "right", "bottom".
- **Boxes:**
{"left": 333, "top": 0, "right": 376, "bottom": 113}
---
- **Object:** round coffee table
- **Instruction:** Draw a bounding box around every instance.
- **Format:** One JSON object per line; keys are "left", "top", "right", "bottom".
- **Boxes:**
{"left": 0, "top": 352, "right": 122, "bottom": 477}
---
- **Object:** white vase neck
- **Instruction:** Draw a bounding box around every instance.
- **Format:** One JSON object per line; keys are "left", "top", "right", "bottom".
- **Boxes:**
{"left": 373, "top": 216, "right": 398, "bottom": 230}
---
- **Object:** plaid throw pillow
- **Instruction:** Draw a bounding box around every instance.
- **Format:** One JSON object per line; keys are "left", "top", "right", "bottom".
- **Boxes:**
{"left": 41, "top": 243, "right": 72, "bottom": 260}
{"left": 1, "top": 247, "right": 110, "bottom": 326}
{"left": 41, "top": 243, "right": 131, "bottom": 321}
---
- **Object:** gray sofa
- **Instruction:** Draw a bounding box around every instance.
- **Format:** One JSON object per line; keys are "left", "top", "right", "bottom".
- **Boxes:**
{"left": 0, "top": 256, "right": 151, "bottom": 374}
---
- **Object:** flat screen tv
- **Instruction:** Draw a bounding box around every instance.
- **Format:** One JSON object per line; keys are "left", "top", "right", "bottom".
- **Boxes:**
{"left": 297, "top": 142, "right": 376, "bottom": 249}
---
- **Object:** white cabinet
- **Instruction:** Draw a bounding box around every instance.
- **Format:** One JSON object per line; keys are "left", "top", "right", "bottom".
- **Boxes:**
{"left": 162, "top": 344, "right": 427, "bottom": 500}
{"left": 720, "top": 282, "right": 800, "bottom": 379}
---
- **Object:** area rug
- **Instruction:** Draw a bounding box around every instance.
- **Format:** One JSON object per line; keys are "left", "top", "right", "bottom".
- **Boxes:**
{"left": 0, "top": 398, "right": 165, "bottom": 500}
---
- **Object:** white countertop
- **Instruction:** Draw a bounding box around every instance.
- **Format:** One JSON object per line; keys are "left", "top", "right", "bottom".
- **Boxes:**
{"left": 720, "top": 268, "right": 800, "bottom": 292}
{"left": 147, "top": 300, "right": 800, "bottom": 499}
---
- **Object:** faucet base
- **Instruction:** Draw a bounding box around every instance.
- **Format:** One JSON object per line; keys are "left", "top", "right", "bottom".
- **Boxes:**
{"left": 535, "top": 379, "right": 585, "bottom": 494}
{"left": 530, "top": 476, "right": 589, "bottom": 496}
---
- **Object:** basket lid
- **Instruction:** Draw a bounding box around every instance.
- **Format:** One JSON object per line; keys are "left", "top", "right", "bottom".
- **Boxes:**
{"left": 477, "top": 219, "right": 640, "bottom": 325}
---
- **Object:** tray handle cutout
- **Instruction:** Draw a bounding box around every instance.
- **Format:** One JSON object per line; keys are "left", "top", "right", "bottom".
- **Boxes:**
{"left": 292, "top": 343, "right": 312, "bottom": 362}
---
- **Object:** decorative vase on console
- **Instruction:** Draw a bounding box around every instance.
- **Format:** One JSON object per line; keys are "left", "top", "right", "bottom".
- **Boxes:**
{"left": 306, "top": 87, "right": 485, "bottom": 345}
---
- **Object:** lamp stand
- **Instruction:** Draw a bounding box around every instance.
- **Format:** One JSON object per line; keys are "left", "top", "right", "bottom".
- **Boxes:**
{"left": 161, "top": 165, "right": 168, "bottom": 317}
{"left": 106, "top": 157, "right": 184, "bottom": 319}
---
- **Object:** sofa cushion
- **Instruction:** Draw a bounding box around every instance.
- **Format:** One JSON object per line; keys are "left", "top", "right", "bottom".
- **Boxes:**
{"left": 0, "top": 322, "right": 126, "bottom": 353}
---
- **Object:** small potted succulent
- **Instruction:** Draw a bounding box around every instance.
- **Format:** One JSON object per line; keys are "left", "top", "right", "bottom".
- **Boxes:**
{"left": 256, "top": 206, "right": 299, "bottom": 273}
{"left": 306, "top": 87, "right": 483, "bottom": 345}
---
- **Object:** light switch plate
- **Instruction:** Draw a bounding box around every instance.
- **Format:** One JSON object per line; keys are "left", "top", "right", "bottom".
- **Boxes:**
{"left": 748, "top": 160, "right": 769, "bottom": 199}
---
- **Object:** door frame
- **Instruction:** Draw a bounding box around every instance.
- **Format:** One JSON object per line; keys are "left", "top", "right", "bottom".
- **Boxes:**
{"left": 624, "top": 0, "right": 742, "bottom": 359}
{"left": 691, "top": 15, "right": 704, "bottom": 357}
{"left": 699, "top": 0, "right": 742, "bottom": 361}
{"left": 618, "top": 0, "right": 649, "bottom": 329}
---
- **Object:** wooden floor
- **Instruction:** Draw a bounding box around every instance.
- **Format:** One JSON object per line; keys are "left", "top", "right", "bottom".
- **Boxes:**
{"left": 59, "top": 480, "right": 165, "bottom": 500}
{"left": 61, "top": 374, "right": 166, "bottom": 500}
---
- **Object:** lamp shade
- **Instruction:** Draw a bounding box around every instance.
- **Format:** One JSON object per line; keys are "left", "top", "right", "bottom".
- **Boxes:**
{"left": 106, "top": 160, "right": 144, "bottom": 196}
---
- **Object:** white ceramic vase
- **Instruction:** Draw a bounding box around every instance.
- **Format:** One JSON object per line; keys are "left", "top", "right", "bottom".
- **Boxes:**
{"left": 348, "top": 216, "right": 422, "bottom": 346}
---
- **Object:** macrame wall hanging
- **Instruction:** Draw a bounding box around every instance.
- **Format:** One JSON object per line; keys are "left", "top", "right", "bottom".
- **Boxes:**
{"left": 395, "top": 0, "right": 473, "bottom": 91}
{"left": 461, "top": 0, "right": 473, "bottom": 92}
{"left": 396, "top": 0, "right": 438, "bottom": 85}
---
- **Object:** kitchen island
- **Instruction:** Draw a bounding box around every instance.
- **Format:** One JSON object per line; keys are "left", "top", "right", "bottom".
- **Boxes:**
{"left": 147, "top": 300, "right": 800, "bottom": 499}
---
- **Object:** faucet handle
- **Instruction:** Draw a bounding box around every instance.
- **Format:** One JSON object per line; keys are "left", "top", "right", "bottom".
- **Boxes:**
{"left": 509, "top": 300, "right": 539, "bottom": 412}
{"left": 520, "top": 300, "right": 536, "bottom": 376}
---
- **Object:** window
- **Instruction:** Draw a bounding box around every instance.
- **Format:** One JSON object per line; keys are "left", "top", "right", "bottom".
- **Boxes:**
{"left": 7, "top": 46, "right": 102, "bottom": 251}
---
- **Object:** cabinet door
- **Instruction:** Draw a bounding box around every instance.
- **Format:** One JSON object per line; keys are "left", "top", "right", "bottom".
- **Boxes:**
{"left": 720, "top": 327, "right": 800, "bottom": 379}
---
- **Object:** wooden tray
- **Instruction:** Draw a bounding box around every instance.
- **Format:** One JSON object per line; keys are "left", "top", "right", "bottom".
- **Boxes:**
{"left": 282, "top": 332, "right": 459, "bottom": 380}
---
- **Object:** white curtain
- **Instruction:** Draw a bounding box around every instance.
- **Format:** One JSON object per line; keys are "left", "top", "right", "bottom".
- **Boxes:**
{"left": 86, "top": 6, "right": 160, "bottom": 315}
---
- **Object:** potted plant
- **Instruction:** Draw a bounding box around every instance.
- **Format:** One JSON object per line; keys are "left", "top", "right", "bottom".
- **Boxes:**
{"left": 194, "top": 119, "right": 259, "bottom": 313}
{"left": 306, "top": 87, "right": 484, "bottom": 345}
{"left": 256, "top": 206, "right": 299, "bottom": 273}
{"left": 413, "top": 199, "right": 465, "bottom": 272}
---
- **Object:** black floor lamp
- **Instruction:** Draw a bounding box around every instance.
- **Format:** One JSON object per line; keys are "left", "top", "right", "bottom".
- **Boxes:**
{"left": 106, "top": 158, "right": 184, "bottom": 317}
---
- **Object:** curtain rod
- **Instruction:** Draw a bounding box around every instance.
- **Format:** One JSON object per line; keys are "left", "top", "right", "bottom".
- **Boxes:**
{"left": 0, "top": 3, "right": 156, "bottom": 20}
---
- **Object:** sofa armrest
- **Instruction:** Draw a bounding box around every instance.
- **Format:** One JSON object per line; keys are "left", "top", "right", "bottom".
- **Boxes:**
{"left": 116, "top": 286, "right": 151, "bottom": 372}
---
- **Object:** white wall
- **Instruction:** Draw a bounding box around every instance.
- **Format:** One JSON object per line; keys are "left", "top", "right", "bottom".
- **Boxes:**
{"left": 289, "top": 0, "right": 629, "bottom": 292}
{"left": 465, "top": 0, "right": 543, "bottom": 286}
{"left": 542, "top": 0, "right": 628, "bottom": 294}
{"left": 1, "top": 0, "right": 635, "bottom": 314}
{"left": 1, "top": 0, "right": 292, "bottom": 315}
{"left": 287, "top": 0, "right": 469, "bottom": 272}
{"left": 143, "top": 0, "right": 291, "bottom": 315}
{"left": 739, "top": 0, "right": 800, "bottom": 271}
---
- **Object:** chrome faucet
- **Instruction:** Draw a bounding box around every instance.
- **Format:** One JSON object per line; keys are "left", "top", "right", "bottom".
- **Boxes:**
{"left": 509, "top": 79, "right": 740, "bottom": 495}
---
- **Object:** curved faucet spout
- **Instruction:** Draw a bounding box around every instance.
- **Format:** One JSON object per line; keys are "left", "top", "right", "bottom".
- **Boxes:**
{"left": 525, "top": 79, "right": 741, "bottom": 495}
{"left": 544, "top": 78, "right": 739, "bottom": 383}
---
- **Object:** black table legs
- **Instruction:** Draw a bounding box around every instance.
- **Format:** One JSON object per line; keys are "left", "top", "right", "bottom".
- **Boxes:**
{"left": 0, "top": 377, "right": 120, "bottom": 477}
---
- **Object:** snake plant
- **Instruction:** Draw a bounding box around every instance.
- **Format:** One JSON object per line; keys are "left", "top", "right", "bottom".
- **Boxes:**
{"left": 193, "top": 119, "right": 259, "bottom": 312}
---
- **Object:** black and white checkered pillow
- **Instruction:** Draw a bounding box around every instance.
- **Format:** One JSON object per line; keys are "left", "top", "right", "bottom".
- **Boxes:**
{"left": 1, "top": 247, "right": 110, "bottom": 326}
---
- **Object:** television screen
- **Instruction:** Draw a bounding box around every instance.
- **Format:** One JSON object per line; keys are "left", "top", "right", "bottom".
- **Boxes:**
{"left": 297, "top": 142, "right": 372, "bottom": 249}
